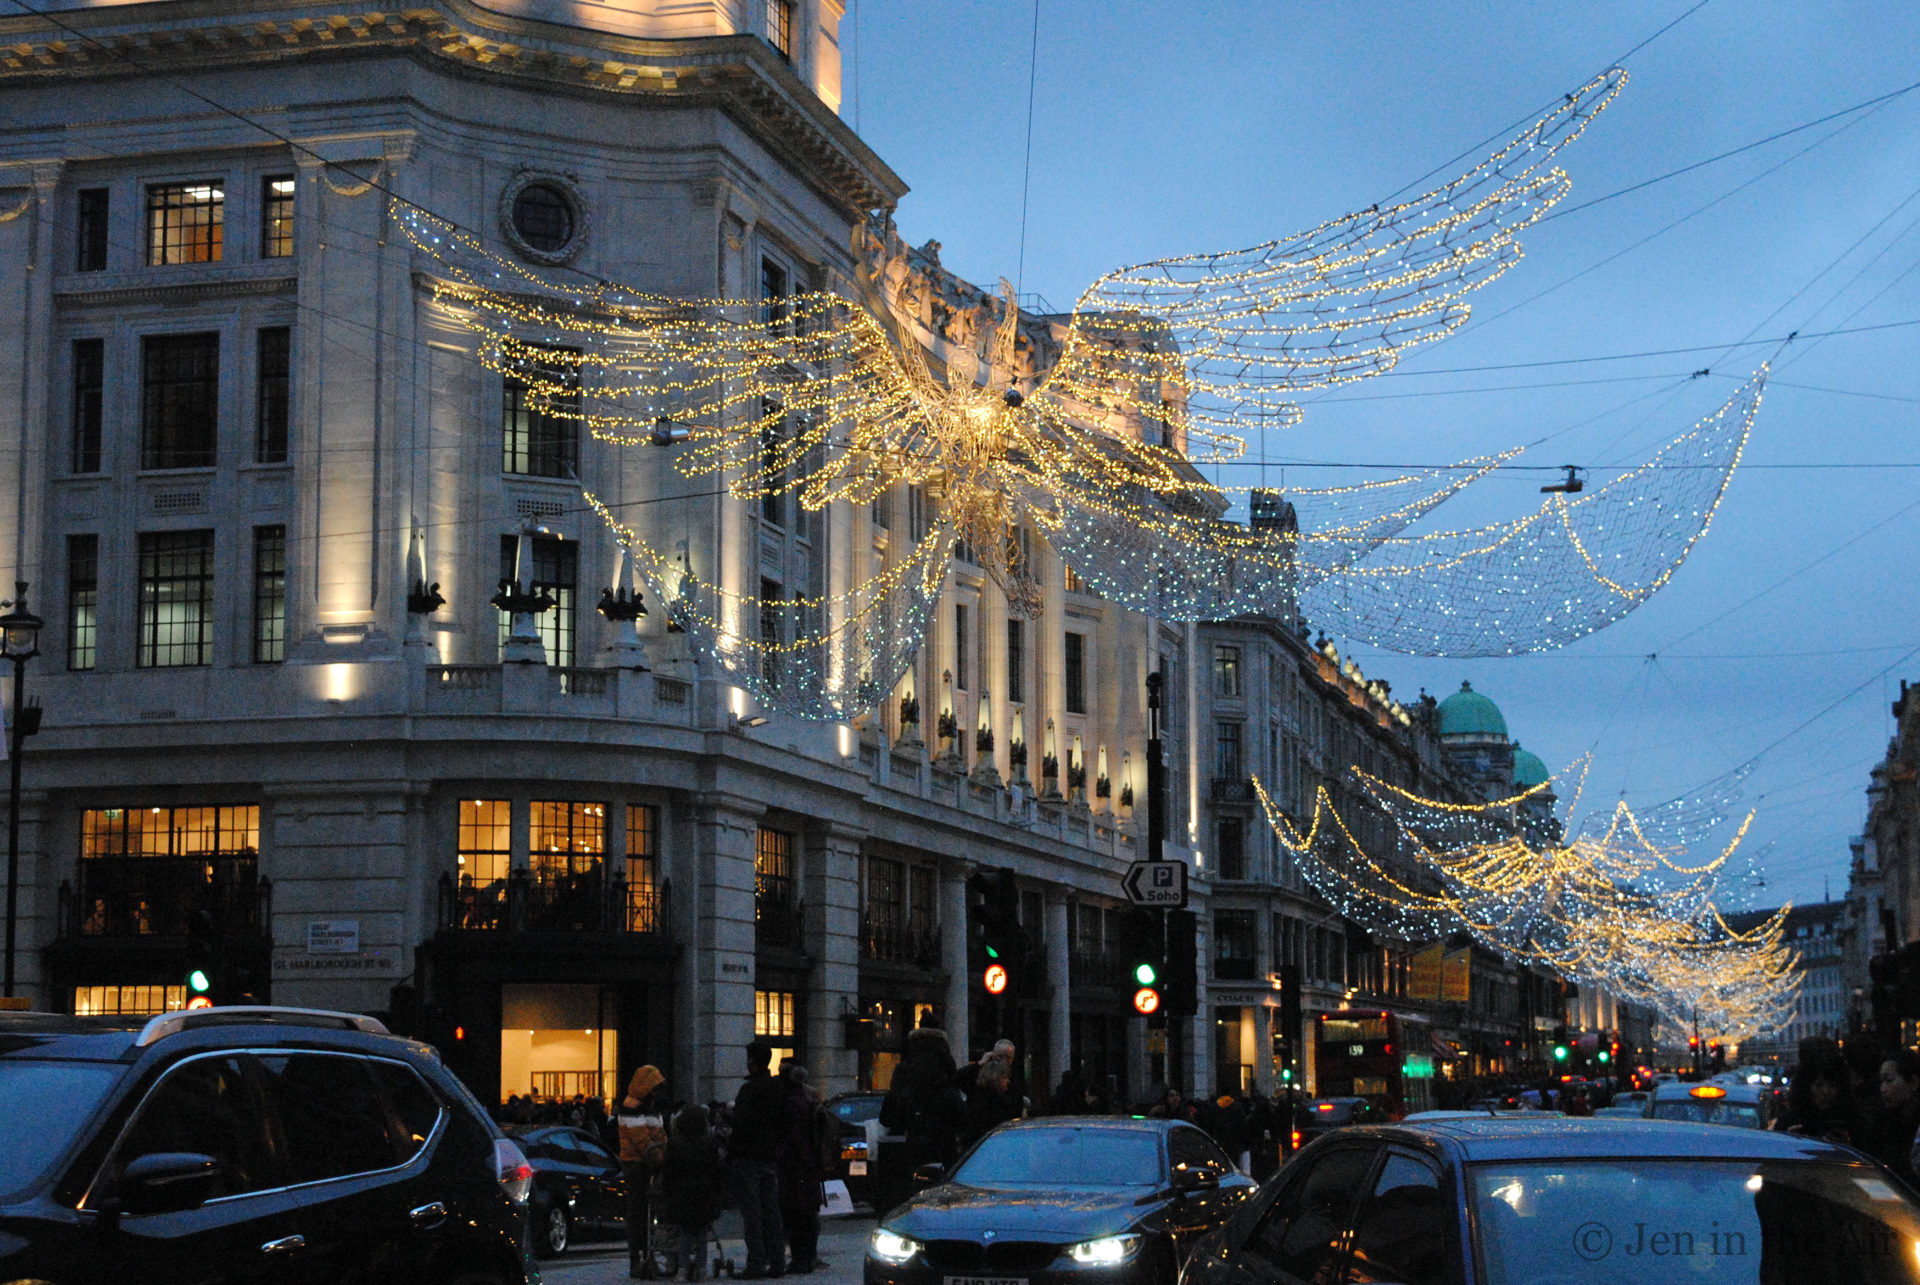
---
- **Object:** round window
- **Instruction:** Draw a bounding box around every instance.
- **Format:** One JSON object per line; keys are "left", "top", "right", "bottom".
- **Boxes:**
{"left": 511, "top": 183, "right": 575, "bottom": 254}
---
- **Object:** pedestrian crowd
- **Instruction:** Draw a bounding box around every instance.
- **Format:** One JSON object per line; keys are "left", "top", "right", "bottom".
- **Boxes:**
{"left": 1769, "top": 1036, "right": 1920, "bottom": 1184}
{"left": 496, "top": 1044, "right": 839, "bottom": 1282}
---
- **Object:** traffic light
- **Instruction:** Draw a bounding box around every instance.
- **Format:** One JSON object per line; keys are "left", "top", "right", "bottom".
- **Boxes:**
{"left": 970, "top": 868, "right": 1024, "bottom": 1000}
{"left": 1120, "top": 910, "right": 1163, "bottom": 1016}
{"left": 184, "top": 908, "right": 220, "bottom": 1009}
{"left": 1163, "top": 910, "right": 1198, "bottom": 1017}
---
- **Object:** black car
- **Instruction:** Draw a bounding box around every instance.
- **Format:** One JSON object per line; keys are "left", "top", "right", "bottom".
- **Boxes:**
{"left": 826, "top": 1091, "right": 885, "bottom": 1204}
{"left": 0, "top": 1005, "right": 533, "bottom": 1284}
{"left": 1292, "top": 1097, "right": 1384, "bottom": 1150}
{"left": 513, "top": 1124, "right": 629, "bottom": 1256}
{"left": 865, "top": 1117, "right": 1258, "bottom": 1285}
{"left": 1181, "top": 1114, "right": 1920, "bottom": 1285}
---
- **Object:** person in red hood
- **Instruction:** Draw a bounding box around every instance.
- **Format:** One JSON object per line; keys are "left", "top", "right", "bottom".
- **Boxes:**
{"left": 618, "top": 1064, "right": 670, "bottom": 1278}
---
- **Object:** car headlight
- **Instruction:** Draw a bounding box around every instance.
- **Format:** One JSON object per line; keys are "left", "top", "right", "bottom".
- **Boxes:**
{"left": 870, "top": 1229, "right": 922, "bottom": 1264}
{"left": 1069, "top": 1235, "right": 1143, "bottom": 1266}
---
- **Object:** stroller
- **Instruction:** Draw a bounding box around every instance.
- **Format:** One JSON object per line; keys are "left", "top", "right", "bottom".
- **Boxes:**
{"left": 642, "top": 1181, "right": 735, "bottom": 1280}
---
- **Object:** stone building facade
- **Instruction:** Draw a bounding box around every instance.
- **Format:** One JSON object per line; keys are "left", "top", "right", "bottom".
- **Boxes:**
{"left": 0, "top": 0, "right": 1217, "bottom": 1109}
{"left": 1193, "top": 609, "right": 1649, "bottom": 1097}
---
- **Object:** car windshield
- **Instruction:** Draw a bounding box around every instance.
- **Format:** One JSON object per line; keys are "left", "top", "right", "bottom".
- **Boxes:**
{"left": 831, "top": 1097, "right": 882, "bottom": 1124}
{"left": 1473, "top": 1159, "right": 1920, "bottom": 1284}
{"left": 953, "top": 1127, "right": 1162, "bottom": 1188}
{"left": 0, "top": 1059, "right": 123, "bottom": 1201}
{"left": 1651, "top": 1099, "right": 1762, "bottom": 1128}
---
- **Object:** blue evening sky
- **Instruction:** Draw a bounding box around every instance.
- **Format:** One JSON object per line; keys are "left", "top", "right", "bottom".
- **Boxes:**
{"left": 843, "top": 1, "right": 1920, "bottom": 909}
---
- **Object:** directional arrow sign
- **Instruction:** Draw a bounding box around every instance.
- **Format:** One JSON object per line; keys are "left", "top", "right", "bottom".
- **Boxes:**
{"left": 1123, "top": 859, "right": 1188, "bottom": 909}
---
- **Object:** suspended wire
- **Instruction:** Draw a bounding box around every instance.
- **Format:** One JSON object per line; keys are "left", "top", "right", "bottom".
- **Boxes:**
{"left": 1539, "top": 76, "right": 1920, "bottom": 224}
{"left": 1380, "top": 0, "right": 1714, "bottom": 204}
{"left": 1013, "top": 0, "right": 1042, "bottom": 297}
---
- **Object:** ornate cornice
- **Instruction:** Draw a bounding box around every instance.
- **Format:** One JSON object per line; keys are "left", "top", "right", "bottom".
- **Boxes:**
{"left": 0, "top": 0, "right": 907, "bottom": 219}
{"left": 54, "top": 271, "right": 298, "bottom": 308}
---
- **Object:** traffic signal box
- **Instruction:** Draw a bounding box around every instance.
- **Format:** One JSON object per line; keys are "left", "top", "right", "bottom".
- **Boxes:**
{"left": 1121, "top": 909, "right": 1164, "bottom": 1016}
{"left": 1164, "top": 909, "right": 1198, "bottom": 1017}
{"left": 969, "top": 867, "right": 1026, "bottom": 1001}
{"left": 184, "top": 907, "right": 220, "bottom": 1008}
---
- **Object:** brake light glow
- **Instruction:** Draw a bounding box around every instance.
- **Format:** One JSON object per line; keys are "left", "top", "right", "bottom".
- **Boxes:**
{"left": 494, "top": 1138, "right": 533, "bottom": 1203}
{"left": 1316, "top": 1103, "right": 1335, "bottom": 1112}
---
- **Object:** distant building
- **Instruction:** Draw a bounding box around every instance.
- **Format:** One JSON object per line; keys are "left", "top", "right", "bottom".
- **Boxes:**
{"left": 1725, "top": 901, "right": 1847, "bottom": 1062}
{"left": 1845, "top": 678, "right": 1920, "bottom": 1042}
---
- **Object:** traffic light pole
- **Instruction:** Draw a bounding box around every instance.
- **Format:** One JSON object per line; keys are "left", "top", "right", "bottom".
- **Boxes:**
{"left": 1145, "top": 671, "right": 1181, "bottom": 1091}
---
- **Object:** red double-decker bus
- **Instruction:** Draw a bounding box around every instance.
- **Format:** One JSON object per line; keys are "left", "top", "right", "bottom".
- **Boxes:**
{"left": 1313, "top": 1010, "right": 1435, "bottom": 1118}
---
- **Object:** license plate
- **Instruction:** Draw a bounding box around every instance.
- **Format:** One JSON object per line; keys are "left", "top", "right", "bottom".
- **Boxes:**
{"left": 943, "top": 1277, "right": 1025, "bottom": 1285}
{"left": 849, "top": 1160, "right": 868, "bottom": 1175}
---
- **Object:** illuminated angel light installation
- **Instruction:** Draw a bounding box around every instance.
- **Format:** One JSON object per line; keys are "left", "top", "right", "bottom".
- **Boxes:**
{"left": 394, "top": 65, "right": 1764, "bottom": 718}
{"left": 1253, "top": 761, "right": 1799, "bottom": 1041}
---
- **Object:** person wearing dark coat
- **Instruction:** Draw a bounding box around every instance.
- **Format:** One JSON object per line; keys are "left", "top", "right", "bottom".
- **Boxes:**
{"left": 776, "top": 1064, "right": 833, "bottom": 1275}
{"left": 881, "top": 1027, "right": 967, "bottom": 1170}
{"left": 1874, "top": 1049, "right": 1920, "bottom": 1183}
{"left": 661, "top": 1104, "right": 727, "bottom": 1282}
{"left": 731, "top": 1042, "right": 789, "bottom": 1280}
{"left": 959, "top": 1059, "right": 1023, "bottom": 1148}
{"left": 1771, "top": 1045, "right": 1860, "bottom": 1145}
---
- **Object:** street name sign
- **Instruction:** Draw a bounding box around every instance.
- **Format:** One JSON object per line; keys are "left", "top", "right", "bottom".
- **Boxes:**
{"left": 1123, "top": 859, "right": 1188, "bottom": 908}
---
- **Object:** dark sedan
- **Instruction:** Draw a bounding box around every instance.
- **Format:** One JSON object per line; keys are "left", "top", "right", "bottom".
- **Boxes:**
{"left": 512, "top": 1124, "right": 630, "bottom": 1256}
{"left": 829, "top": 1090, "right": 886, "bottom": 1204}
{"left": 1180, "top": 1115, "right": 1920, "bottom": 1285}
{"left": 865, "top": 1118, "right": 1257, "bottom": 1285}
{"left": 1293, "top": 1097, "right": 1385, "bottom": 1150}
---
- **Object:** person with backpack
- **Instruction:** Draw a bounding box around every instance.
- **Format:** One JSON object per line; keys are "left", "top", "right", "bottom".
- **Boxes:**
{"left": 661, "top": 1104, "right": 727, "bottom": 1283}
{"left": 617, "top": 1064, "right": 671, "bottom": 1279}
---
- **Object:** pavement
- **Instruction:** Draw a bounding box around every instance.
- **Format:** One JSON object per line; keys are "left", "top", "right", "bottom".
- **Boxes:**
{"left": 537, "top": 1210, "right": 876, "bottom": 1285}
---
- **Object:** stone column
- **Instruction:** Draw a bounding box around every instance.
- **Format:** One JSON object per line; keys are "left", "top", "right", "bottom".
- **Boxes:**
{"left": 1253, "top": 1001, "right": 1276, "bottom": 1095}
{"left": 1047, "top": 892, "right": 1071, "bottom": 1097}
{"left": 680, "top": 794, "right": 764, "bottom": 1106}
{"left": 940, "top": 857, "right": 972, "bottom": 1058}
{"left": 803, "top": 821, "right": 866, "bottom": 1098}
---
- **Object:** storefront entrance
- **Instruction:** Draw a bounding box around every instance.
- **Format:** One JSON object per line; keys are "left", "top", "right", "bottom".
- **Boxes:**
{"left": 500, "top": 982, "right": 620, "bottom": 1104}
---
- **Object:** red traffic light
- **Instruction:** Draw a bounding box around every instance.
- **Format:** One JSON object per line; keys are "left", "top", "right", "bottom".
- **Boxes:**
{"left": 1132, "top": 986, "right": 1161, "bottom": 1016}
{"left": 983, "top": 964, "right": 1009, "bottom": 995}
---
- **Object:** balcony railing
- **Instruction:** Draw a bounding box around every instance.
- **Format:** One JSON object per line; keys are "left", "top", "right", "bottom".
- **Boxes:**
{"left": 756, "top": 897, "right": 806, "bottom": 951}
{"left": 437, "top": 868, "right": 668, "bottom": 934}
{"left": 60, "top": 856, "right": 269, "bottom": 939}
{"left": 861, "top": 917, "right": 941, "bottom": 968}
{"left": 1070, "top": 948, "right": 1129, "bottom": 990}
{"left": 1211, "top": 777, "right": 1256, "bottom": 804}
{"left": 1214, "top": 956, "right": 1258, "bottom": 982}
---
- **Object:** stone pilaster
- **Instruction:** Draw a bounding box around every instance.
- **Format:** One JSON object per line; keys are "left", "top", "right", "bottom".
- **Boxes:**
{"left": 680, "top": 793, "right": 764, "bottom": 1105}
{"left": 1046, "top": 892, "right": 1070, "bottom": 1095}
{"left": 803, "top": 819, "right": 866, "bottom": 1098}
{"left": 940, "top": 856, "right": 972, "bottom": 1058}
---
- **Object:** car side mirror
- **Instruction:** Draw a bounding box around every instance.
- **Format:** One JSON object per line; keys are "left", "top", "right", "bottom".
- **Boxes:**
{"left": 912, "top": 1163, "right": 946, "bottom": 1187}
{"left": 1173, "top": 1165, "right": 1220, "bottom": 1193}
{"left": 117, "top": 1152, "right": 224, "bottom": 1216}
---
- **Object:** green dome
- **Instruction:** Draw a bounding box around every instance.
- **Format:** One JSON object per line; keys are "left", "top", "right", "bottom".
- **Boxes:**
{"left": 1437, "top": 681, "right": 1509, "bottom": 739}
{"left": 1512, "top": 746, "right": 1551, "bottom": 788}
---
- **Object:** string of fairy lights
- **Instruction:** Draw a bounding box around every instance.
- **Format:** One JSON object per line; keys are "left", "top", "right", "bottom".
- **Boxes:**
{"left": 1253, "top": 758, "right": 1799, "bottom": 1041}
{"left": 384, "top": 55, "right": 1803, "bottom": 1029}
{"left": 389, "top": 62, "right": 1771, "bottom": 719}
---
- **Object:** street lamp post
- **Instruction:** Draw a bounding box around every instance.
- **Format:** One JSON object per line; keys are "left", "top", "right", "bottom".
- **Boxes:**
{"left": 0, "top": 583, "right": 44, "bottom": 999}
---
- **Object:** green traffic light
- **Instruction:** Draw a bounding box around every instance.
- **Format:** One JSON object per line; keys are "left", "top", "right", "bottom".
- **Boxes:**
{"left": 187, "top": 968, "right": 212, "bottom": 994}
{"left": 1133, "top": 961, "right": 1157, "bottom": 986}
{"left": 985, "top": 945, "right": 999, "bottom": 959}
{"left": 1596, "top": 1050, "right": 1610, "bottom": 1063}
{"left": 1553, "top": 1045, "right": 1568, "bottom": 1061}
{"left": 1280, "top": 1069, "right": 1293, "bottom": 1082}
